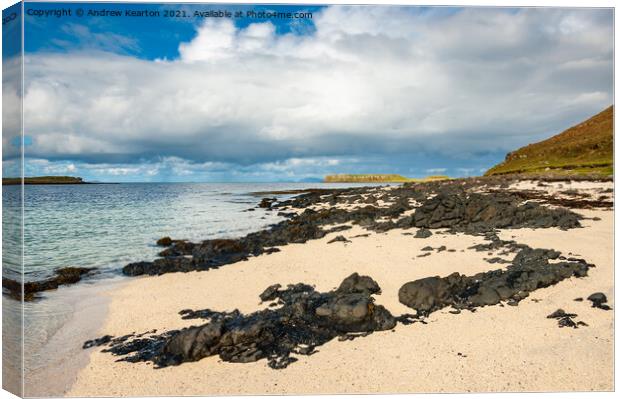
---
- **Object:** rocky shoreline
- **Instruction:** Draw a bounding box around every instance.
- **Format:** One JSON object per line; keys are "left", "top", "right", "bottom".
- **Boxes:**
{"left": 5, "top": 175, "right": 611, "bottom": 303}
{"left": 122, "top": 176, "right": 598, "bottom": 277}
{"left": 2, "top": 267, "right": 96, "bottom": 301}
{"left": 79, "top": 176, "right": 613, "bottom": 371}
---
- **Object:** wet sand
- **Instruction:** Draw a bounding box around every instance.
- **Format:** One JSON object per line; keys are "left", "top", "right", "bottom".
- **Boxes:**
{"left": 23, "top": 277, "right": 128, "bottom": 397}
{"left": 68, "top": 200, "right": 613, "bottom": 395}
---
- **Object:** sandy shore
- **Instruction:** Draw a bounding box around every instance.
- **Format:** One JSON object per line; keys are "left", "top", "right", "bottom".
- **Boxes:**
{"left": 68, "top": 184, "right": 613, "bottom": 396}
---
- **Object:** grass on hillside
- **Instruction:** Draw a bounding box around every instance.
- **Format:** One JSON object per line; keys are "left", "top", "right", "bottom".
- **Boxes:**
{"left": 485, "top": 106, "right": 613, "bottom": 177}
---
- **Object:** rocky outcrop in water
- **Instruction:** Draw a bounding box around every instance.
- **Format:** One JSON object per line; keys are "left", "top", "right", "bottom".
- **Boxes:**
{"left": 258, "top": 198, "right": 277, "bottom": 208}
{"left": 156, "top": 237, "right": 173, "bottom": 246}
{"left": 2, "top": 267, "right": 96, "bottom": 301}
{"left": 85, "top": 273, "right": 397, "bottom": 369}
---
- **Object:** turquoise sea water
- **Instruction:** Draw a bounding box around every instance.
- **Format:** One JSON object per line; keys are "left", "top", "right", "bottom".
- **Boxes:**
{"left": 5, "top": 182, "right": 380, "bottom": 280}
{"left": 2, "top": 182, "right": 381, "bottom": 395}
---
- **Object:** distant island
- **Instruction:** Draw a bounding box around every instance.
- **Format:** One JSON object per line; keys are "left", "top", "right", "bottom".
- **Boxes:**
{"left": 2, "top": 176, "right": 87, "bottom": 185}
{"left": 324, "top": 174, "right": 450, "bottom": 183}
{"left": 485, "top": 105, "right": 613, "bottom": 177}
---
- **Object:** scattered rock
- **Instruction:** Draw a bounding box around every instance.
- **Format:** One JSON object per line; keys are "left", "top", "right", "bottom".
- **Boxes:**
{"left": 259, "top": 284, "right": 282, "bottom": 302}
{"left": 414, "top": 228, "right": 433, "bottom": 238}
{"left": 263, "top": 248, "right": 281, "bottom": 255}
{"left": 86, "top": 274, "right": 397, "bottom": 369}
{"left": 399, "top": 246, "right": 591, "bottom": 315}
{"left": 547, "top": 309, "right": 588, "bottom": 328}
{"left": 587, "top": 292, "right": 611, "bottom": 310}
{"left": 327, "top": 235, "right": 351, "bottom": 244}
{"left": 83, "top": 335, "right": 113, "bottom": 349}
{"left": 258, "top": 198, "right": 277, "bottom": 208}
{"left": 485, "top": 257, "right": 511, "bottom": 264}
{"left": 326, "top": 225, "right": 353, "bottom": 233}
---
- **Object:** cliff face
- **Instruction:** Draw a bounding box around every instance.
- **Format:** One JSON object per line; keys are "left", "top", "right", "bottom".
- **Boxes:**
{"left": 485, "top": 106, "right": 613, "bottom": 177}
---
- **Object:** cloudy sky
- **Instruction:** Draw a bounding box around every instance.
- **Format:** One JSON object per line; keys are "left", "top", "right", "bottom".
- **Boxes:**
{"left": 3, "top": 3, "right": 613, "bottom": 182}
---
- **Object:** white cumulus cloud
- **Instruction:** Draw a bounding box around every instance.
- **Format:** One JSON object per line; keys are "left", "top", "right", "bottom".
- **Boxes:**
{"left": 18, "top": 6, "right": 613, "bottom": 177}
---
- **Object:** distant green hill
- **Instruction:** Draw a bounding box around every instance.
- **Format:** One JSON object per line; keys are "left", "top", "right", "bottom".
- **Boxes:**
{"left": 2, "top": 176, "right": 85, "bottom": 185}
{"left": 324, "top": 174, "right": 449, "bottom": 183}
{"left": 485, "top": 106, "right": 613, "bottom": 177}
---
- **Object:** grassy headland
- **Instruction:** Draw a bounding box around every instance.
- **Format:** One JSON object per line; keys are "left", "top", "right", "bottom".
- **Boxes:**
{"left": 2, "top": 176, "right": 86, "bottom": 185}
{"left": 485, "top": 106, "right": 613, "bottom": 177}
{"left": 324, "top": 174, "right": 449, "bottom": 183}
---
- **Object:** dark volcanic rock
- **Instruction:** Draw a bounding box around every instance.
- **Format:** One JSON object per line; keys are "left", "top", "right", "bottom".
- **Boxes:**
{"left": 3, "top": 267, "right": 96, "bottom": 301}
{"left": 335, "top": 272, "right": 381, "bottom": 295}
{"left": 587, "top": 292, "right": 611, "bottom": 310}
{"left": 399, "top": 277, "right": 453, "bottom": 313}
{"left": 412, "top": 190, "right": 582, "bottom": 232}
{"left": 328, "top": 235, "right": 351, "bottom": 244}
{"left": 414, "top": 228, "right": 433, "bottom": 238}
{"left": 399, "top": 246, "right": 591, "bottom": 315}
{"left": 263, "top": 247, "right": 281, "bottom": 255}
{"left": 122, "top": 261, "right": 153, "bottom": 277}
{"left": 86, "top": 274, "right": 397, "bottom": 369}
{"left": 494, "top": 189, "right": 613, "bottom": 209}
{"left": 326, "top": 225, "right": 353, "bottom": 233}
{"left": 547, "top": 309, "right": 588, "bottom": 328}
{"left": 158, "top": 240, "right": 196, "bottom": 257}
{"left": 156, "top": 237, "right": 173, "bottom": 247}
{"left": 485, "top": 257, "right": 511, "bottom": 264}
{"left": 259, "top": 284, "right": 282, "bottom": 302}
{"left": 258, "top": 198, "right": 277, "bottom": 208}
{"left": 83, "top": 335, "right": 113, "bottom": 349}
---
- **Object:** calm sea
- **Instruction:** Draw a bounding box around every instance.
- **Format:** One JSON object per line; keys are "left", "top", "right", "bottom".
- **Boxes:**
{"left": 2, "top": 182, "right": 381, "bottom": 395}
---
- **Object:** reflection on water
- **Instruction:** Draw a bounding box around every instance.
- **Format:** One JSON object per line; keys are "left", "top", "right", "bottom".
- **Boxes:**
{"left": 3, "top": 182, "right": 379, "bottom": 395}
